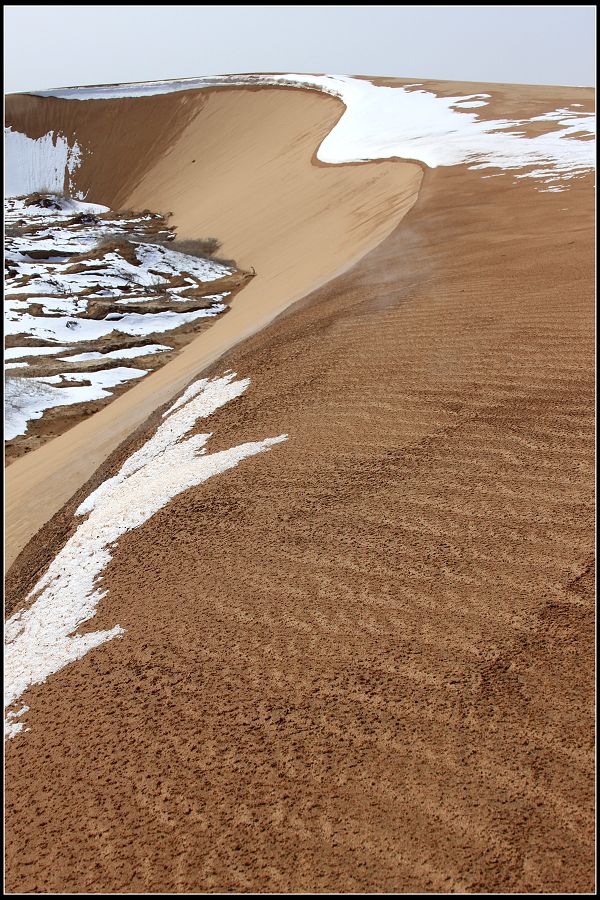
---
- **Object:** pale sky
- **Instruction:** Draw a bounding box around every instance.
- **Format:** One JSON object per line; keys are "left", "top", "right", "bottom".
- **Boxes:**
{"left": 4, "top": 5, "right": 596, "bottom": 95}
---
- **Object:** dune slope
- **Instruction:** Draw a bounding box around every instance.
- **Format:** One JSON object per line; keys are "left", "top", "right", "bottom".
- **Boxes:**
{"left": 4, "top": 76, "right": 595, "bottom": 893}
{"left": 5, "top": 86, "right": 421, "bottom": 567}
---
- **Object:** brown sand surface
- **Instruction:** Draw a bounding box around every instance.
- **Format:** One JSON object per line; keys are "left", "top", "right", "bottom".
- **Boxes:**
{"left": 4, "top": 87, "right": 421, "bottom": 568}
{"left": 5, "top": 96, "right": 595, "bottom": 893}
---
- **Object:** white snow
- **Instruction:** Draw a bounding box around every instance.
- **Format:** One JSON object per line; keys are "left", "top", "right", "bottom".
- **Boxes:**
{"left": 162, "top": 377, "right": 211, "bottom": 417}
{"left": 4, "top": 367, "right": 146, "bottom": 439}
{"left": 4, "top": 373, "right": 287, "bottom": 737}
{"left": 5, "top": 243, "right": 226, "bottom": 298}
{"left": 4, "top": 200, "right": 231, "bottom": 392}
{"left": 264, "top": 75, "right": 595, "bottom": 185}
{"left": 38, "top": 366, "right": 146, "bottom": 387}
{"left": 4, "top": 346, "right": 70, "bottom": 360}
{"left": 135, "top": 242, "right": 231, "bottom": 282}
{"left": 5, "top": 305, "right": 225, "bottom": 345}
{"left": 5, "top": 706, "right": 29, "bottom": 737}
{"left": 4, "top": 196, "right": 109, "bottom": 218}
{"left": 60, "top": 344, "right": 171, "bottom": 362}
{"left": 5, "top": 200, "right": 232, "bottom": 380}
{"left": 4, "top": 128, "right": 86, "bottom": 198}
{"left": 31, "top": 76, "right": 236, "bottom": 100}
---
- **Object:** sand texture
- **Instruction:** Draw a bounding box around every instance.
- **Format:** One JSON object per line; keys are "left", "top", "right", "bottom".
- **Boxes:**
{"left": 4, "top": 77, "right": 595, "bottom": 893}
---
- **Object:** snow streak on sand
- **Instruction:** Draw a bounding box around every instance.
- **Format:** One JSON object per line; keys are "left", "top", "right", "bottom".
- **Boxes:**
{"left": 4, "top": 374, "right": 287, "bottom": 738}
{"left": 30, "top": 73, "right": 596, "bottom": 188}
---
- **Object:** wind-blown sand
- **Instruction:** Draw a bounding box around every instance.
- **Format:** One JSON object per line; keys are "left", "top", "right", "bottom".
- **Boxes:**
{"left": 4, "top": 77, "right": 595, "bottom": 893}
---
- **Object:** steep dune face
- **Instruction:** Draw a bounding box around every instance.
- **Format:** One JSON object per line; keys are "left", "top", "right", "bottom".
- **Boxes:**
{"left": 125, "top": 88, "right": 423, "bottom": 328}
{"left": 5, "top": 90, "right": 204, "bottom": 205}
{"left": 5, "top": 87, "right": 421, "bottom": 567}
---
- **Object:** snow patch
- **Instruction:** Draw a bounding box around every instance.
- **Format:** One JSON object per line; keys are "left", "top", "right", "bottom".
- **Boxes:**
{"left": 4, "top": 367, "right": 146, "bottom": 439}
{"left": 5, "top": 345, "right": 71, "bottom": 361}
{"left": 4, "top": 128, "right": 85, "bottom": 198}
{"left": 5, "top": 305, "right": 225, "bottom": 345}
{"left": 60, "top": 344, "right": 171, "bottom": 362}
{"left": 4, "top": 373, "right": 287, "bottom": 738}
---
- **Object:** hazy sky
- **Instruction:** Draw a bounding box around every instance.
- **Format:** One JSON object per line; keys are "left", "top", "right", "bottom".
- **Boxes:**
{"left": 4, "top": 5, "right": 596, "bottom": 94}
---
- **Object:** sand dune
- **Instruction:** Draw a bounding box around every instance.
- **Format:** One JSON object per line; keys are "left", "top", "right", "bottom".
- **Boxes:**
{"left": 4, "top": 76, "right": 595, "bottom": 893}
{"left": 5, "top": 87, "right": 421, "bottom": 567}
